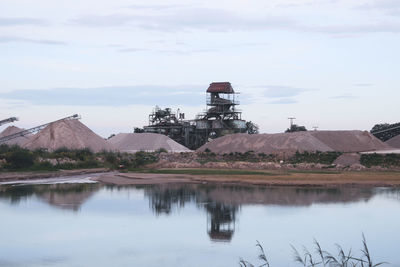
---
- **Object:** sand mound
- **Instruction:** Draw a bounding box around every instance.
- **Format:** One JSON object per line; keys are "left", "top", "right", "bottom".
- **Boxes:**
{"left": 108, "top": 133, "right": 191, "bottom": 153}
{"left": 333, "top": 153, "right": 361, "bottom": 166}
{"left": 198, "top": 132, "right": 333, "bottom": 154}
{"left": 198, "top": 131, "right": 389, "bottom": 154}
{"left": 309, "top": 130, "right": 389, "bottom": 152}
{"left": 24, "top": 120, "right": 113, "bottom": 152}
{"left": 386, "top": 135, "right": 400, "bottom": 148}
{"left": 0, "top": 126, "right": 31, "bottom": 146}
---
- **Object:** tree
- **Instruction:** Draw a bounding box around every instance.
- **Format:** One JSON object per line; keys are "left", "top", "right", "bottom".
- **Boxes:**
{"left": 134, "top": 127, "right": 145, "bottom": 133}
{"left": 370, "top": 122, "right": 400, "bottom": 141}
{"left": 5, "top": 150, "right": 35, "bottom": 169}
{"left": 285, "top": 124, "right": 307, "bottom": 133}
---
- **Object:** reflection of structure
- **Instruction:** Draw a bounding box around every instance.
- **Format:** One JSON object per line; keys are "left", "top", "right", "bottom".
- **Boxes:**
{"left": 205, "top": 203, "right": 237, "bottom": 242}
{"left": 0, "top": 183, "right": 99, "bottom": 212}
{"left": 145, "top": 186, "right": 195, "bottom": 215}
{"left": 144, "top": 184, "right": 239, "bottom": 242}
{"left": 143, "top": 82, "right": 248, "bottom": 149}
{"left": 141, "top": 184, "right": 382, "bottom": 242}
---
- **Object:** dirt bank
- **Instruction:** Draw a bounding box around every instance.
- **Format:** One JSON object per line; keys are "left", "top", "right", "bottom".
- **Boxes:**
{"left": 94, "top": 169, "right": 400, "bottom": 187}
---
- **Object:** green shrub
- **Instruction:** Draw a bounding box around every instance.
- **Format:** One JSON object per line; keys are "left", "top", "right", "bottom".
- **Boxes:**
{"left": 290, "top": 151, "right": 342, "bottom": 165}
{"left": 360, "top": 153, "right": 400, "bottom": 167}
{"left": 156, "top": 148, "right": 168, "bottom": 153}
{"left": 30, "top": 161, "right": 56, "bottom": 171}
{"left": 5, "top": 150, "right": 35, "bottom": 169}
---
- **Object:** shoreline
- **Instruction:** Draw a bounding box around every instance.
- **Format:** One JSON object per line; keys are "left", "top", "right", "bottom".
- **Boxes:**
{"left": 0, "top": 168, "right": 400, "bottom": 187}
{"left": 0, "top": 168, "right": 110, "bottom": 182}
{"left": 93, "top": 169, "right": 400, "bottom": 187}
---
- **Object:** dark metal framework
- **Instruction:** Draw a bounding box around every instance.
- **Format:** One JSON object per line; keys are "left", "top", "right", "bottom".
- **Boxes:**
{"left": 0, "top": 117, "right": 18, "bottom": 127}
{"left": 143, "top": 82, "right": 248, "bottom": 149}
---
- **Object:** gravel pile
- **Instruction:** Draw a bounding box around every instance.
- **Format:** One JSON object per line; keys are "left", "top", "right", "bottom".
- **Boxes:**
{"left": 24, "top": 119, "right": 113, "bottom": 152}
{"left": 108, "top": 133, "right": 191, "bottom": 153}
{"left": 333, "top": 153, "right": 361, "bottom": 166}
{"left": 0, "top": 126, "right": 31, "bottom": 146}
{"left": 198, "top": 131, "right": 389, "bottom": 154}
{"left": 386, "top": 135, "right": 400, "bottom": 148}
{"left": 310, "top": 130, "right": 389, "bottom": 152}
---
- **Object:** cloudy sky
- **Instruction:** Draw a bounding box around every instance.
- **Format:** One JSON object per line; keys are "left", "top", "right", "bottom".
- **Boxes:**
{"left": 0, "top": 0, "right": 399, "bottom": 137}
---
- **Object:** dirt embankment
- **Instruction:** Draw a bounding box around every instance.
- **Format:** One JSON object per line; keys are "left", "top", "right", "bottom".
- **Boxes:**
{"left": 94, "top": 170, "right": 400, "bottom": 187}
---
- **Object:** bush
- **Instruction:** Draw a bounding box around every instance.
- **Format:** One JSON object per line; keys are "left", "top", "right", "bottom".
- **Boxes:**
{"left": 290, "top": 151, "right": 342, "bottom": 165}
{"left": 5, "top": 150, "right": 35, "bottom": 169}
{"left": 360, "top": 153, "right": 400, "bottom": 167}
{"left": 132, "top": 151, "right": 158, "bottom": 167}
{"left": 30, "top": 161, "right": 56, "bottom": 171}
{"left": 156, "top": 148, "right": 168, "bottom": 153}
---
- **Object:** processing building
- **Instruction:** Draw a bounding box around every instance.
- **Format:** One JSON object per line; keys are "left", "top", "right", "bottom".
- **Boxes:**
{"left": 143, "top": 82, "right": 249, "bottom": 149}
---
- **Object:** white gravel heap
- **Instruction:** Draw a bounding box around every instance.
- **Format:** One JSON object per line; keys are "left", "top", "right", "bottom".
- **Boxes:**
{"left": 197, "top": 130, "right": 390, "bottom": 154}
{"left": 24, "top": 119, "right": 113, "bottom": 152}
{"left": 386, "top": 135, "right": 400, "bottom": 148}
{"left": 0, "top": 126, "right": 31, "bottom": 146}
{"left": 108, "top": 133, "right": 191, "bottom": 153}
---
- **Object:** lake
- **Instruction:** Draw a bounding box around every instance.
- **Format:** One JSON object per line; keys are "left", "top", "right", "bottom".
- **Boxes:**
{"left": 0, "top": 178, "right": 399, "bottom": 266}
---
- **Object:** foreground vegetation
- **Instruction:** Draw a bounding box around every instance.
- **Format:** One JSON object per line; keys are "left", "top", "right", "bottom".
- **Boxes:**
{"left": 0, "top": 144, "right": 160, "bottom": 171}
{"left": 1, "top": 144, "right": 400, "bottom": 173}
{"left": 360, "top": 154, "right": 400, "bottom": 168}
{"left": 240, "top": 234, "right": 386, "bottom": 267}
{"left": 199, "top": 150, "right": 343, "bottom": 165}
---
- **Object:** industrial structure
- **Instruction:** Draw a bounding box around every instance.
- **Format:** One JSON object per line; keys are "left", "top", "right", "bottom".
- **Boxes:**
{"left": 0, "top": 117, "right": 18, "bottom": 127}
{"left": 143, "top": 82, "right": 250, "bottom": 149}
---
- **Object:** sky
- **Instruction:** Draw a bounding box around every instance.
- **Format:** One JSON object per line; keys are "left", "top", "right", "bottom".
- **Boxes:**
{"left": 0, "top": 0, "right": 399, "bottom": 137}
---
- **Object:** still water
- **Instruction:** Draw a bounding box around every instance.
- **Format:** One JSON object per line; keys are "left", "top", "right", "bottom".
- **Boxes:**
{"left": 0, "top": 180, "right": 400, "bottom": 267}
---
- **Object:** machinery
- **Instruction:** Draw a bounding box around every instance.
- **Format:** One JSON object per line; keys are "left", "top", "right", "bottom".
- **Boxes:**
{"left": 144, "top": 82, "right": 249, "bottom": 149}
{"left": 0, "top": 114, "right": 80, "bottom": 144}
{"left": 0, "top": 117, "right": 18, "bottom": 126}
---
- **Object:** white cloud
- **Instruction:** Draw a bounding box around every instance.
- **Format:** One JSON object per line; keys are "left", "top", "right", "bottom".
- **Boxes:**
{"left": 0, "top": 36, "right": 67, "bottom": 45}
{"left": 0, "top": 17, "right": 48, "bottom": 26}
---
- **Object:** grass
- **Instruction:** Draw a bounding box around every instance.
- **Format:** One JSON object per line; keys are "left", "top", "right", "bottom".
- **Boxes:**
{"left": 240, "top": 234, "right": 387, "bottom": 267}
{"left": 288, "top": 170, "right": 342, "bottom": 175}
{"left": 128, "top": 168, "right": 278, "bottom": 176}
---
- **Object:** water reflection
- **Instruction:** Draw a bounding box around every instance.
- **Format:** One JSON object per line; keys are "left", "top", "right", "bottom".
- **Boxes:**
{"left": 142, "top": 184, "right": 376, "bottom": 242}
{"left": 205, "top": 203, "right": 237, "bottom": 242}
{"left": 0, "top": 183, "right": 100, "bottom": 211}
{"left": 0, "top": 183, "right": 393, "bottom": 242}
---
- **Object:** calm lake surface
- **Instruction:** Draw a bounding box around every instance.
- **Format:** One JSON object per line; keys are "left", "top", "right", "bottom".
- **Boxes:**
{"left": 0, "top": 178, "right": 400, "bottom": 267}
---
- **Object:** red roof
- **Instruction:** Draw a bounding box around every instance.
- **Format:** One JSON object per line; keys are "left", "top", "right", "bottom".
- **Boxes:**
{"left": 207, "top": 82, "right": 234, "bottom": 93}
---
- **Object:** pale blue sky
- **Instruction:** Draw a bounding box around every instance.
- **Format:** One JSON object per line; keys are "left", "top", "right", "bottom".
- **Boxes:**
{"left": 0, "top": 0, "right": 399, "bottom": 137}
